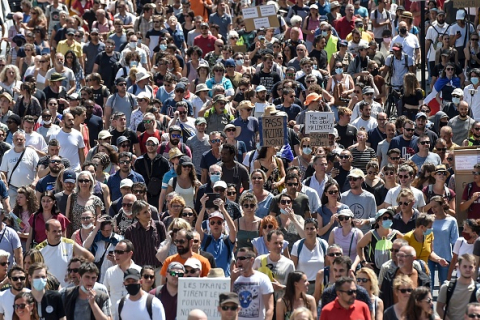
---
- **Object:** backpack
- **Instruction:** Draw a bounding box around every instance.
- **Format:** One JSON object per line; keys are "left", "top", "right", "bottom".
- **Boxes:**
{"left": 367, "top": 229, "right": 397, "bottom": 270}
{"left": 443, "top": 279, "right": 480, "bottom": 320}
{"left": 158, "top": 142, "right": 187, "bottom": 157}
{"left": 386, "top": 53, "right": 409, "bottom": 83}
{"left": 425, "top": 185, "right": 451, "bottom": 203}
{"left": 131, "top": 84, "right": 153, "bottom": 96}
{"left": 374, "top": 9, "right": 390, "bottom": 22}
{"left": 118, "top": 294, "right": 154, "bottom": 320}
{"left": 110, "top": 92, "right": 136, "bottom": 110}
{"left": 257, "top": 255, "right": 275, "bottom": 281}
{"left": 202, "top": 234, "right": 233, "bottom": 262}
{"left": 297, "top": 237, "right": 327, "bottom": 257}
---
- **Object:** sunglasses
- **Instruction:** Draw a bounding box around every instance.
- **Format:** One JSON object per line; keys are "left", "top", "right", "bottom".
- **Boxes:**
{"left": 287, "top": 183, "right": 298, "bottom": 187}
{"left": 447, "top": 157, "right": 453, "bottom": 161}
{"left": 420, "top": 109, "right": 430, "bottom": 113}
{"left": 263, "top": 224, "right": 274, "bottom": 229}
{"left": 171, "top": 134, "right": 182, "bottom": 139}
{"left": 367, "top": 171, "right": 378, "bottom": 175}
{"left": 173, "top": 239, "right": 186, "bottom": 244}
{"left": 169, "top": 271, "right": 184, "bottom": 277}
{"left": 419, "top": 141, "right": 430, "bottom": 145}
{"left": 280, "top": 200, "right": 292, "bottom": 205}
{"left": 78, "top": 179, "right": 90, "bottom": 184}
{"left": 339, "top": 155, "right": 350, "bottom": 159}
{"left": 214, "top": 188, "right": 225, "bottom": 192}
{"left": 227, "top": 191, "right": 237, "bottom": 196}
{"left": 236, "top": 256, "right": 251, "bottom": 261}
{"left": 384, "top": 171, "right": 395, "bottom": 176}
{"left": 389, "top": 157, "right": 400, "bottom": 161}
{"left": 68, "top": 268, "right": 79, "bottom": 273}
{"left": 50, "top": 159, "right": 61, "bottom": 164}
{"left": 348, "top": 177, "right": 360, "bottom": 182}
{"left": 437, "top": 148, "right": 447, "bottom": 152}
{"left": 185, "top": 268, "right": 199, "bottom": 274}
{"left": 210, "top": 220, "right": 222, "bottom": 226}
{"left": 181, "top": 212, "right": 194, "bottom": 217}
{"left": 327, "top": 190, "right": 338, "bottom": 195}
{"left": 398, "top": 288, "right": 413, "bottom": 293}
{"left": 398, "top": 174, "right": 410, "bottom": 179}
{"left": 225, "top": 128, "right": 236, "bottom": 132}
{"left": 114, "top": 250, "right": 128, "bottom": 255}
{"left": 339, "top": 289, "right": 357, "bottom": 295}
{"left": 404, "top": 128, "right": 415, "bottom": 132}
{"left": 11, "top": 276, "right": 26, "bottom": 281}
{"left": 357, "top": 278, "right": 370, "bottom": 283}
{"left": 436, "top": 171, "right": 448, "bottom": 176}
{"left": 327, "top": 252, "right": 342, "bottom": 257}
{"left": 14, "top": 304, "right": 27, "bottom": 310}
{"left": 243, "top": 203, "right": 255, "bottom": 209}
{"left": 338, "top": 216, "right": 350, "bottom": 222}
{"left": 221, "top": 306, "right": 238, "bottom": 311}
{"left": 122, "top": 203, "right": 133, "bottom": 208}
{"left": 143, "top": 275, "right": 155, "bottom": 280}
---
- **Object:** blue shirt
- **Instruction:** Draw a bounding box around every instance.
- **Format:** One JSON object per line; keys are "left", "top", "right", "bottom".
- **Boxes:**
{"left": 432, "top": 216, "right": 458, "bottom": 261}
{"left": 0, "top": 180, "right": 8, "bottom": 200}
{"left": 35, "top": 174, "right": 57, "bottom": 194}
{"left": 167, "top": 27, "right": 185, "bottom": 50}
{"left": 107, "top": 170, "right": 145, "bottom": 200}
{"left": 317, "top": 1, "right": 330, "bottom": 15}
{"left": 161, "top": 98, "right": 193, "bottom": 117}
{"left": 276, "top": 104, "right": 302, "bottom": 122}
{"left": 205, "top": 77, "right": 233, "bottom": 97}
{"left": 231, "top": 117, "right": 258, "bottom": 151}
{"left": 201, "top": 234, "right": 234, "bottom": 276}
{"left": 162, "top": 169, "right": 177, "bottom": 190}
{"left": 354, "top": 6, "right": 369, "bottom": 18}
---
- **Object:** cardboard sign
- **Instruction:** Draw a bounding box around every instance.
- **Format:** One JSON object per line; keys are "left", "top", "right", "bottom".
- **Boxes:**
{"left": 452, "top": 0, "right": 480, "bottom": 7}
{"left": 232, "top": 45, "right": 247, "bottom": 52}
{"left": 305, "top": 112, "right": 335, "bottom": 134}
{"left": 177, "top": 277, "right": 231, "bottom": 320}
{"left": 242, "top": 5, "right": 280, "bottom": 32}
{"left": 309, "top": 132, "right": 329, "bottom": 147}
{"left": 259, "top": 115, "right": 288, "bottom": 147}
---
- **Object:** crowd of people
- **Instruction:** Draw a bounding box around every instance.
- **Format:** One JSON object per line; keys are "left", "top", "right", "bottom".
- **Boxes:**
{"left": 1, "top": 0, "right": 480, "bottom": 319}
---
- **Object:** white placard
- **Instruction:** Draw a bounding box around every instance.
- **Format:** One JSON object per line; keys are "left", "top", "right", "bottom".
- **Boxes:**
{"left": 242, "top": 7, "right": 259, "bottom": 19}
{"left": 177, "top": 277, "right": 230, "bottom": 320}
{"left": 304, "top": 112, "right": 335, "bottom": 134}
{"left": 455, "top": 154, "right": 479, "bottom": 171}
{"left": 259, "top": 4, "right": 276, "bottom": 16}
{"left": 253, "top": 17, "right": 271, "bottom": 29}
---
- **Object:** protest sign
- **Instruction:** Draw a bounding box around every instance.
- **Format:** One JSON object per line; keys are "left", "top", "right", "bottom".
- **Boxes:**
{"left": 177, "top": 277, "right": 230, "bottom": 320}
{"left": 259, "top": 115, "right": 288, "bottom": 147}
{"left": 309, "top": 133, "right": 330, "bottom": 147}
{"left": 242, "top": 5, "right": 280, "bottom": 32}
{"left": 305, "top": 112, "right": 334, "bottom": 134}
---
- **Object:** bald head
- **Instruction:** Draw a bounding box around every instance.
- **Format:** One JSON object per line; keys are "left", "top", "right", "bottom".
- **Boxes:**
{"left": 187, "top": 309, "right": 208, "bottom": 320}
{"left": 400, "top": 245, "right": 416, "bottom": 257}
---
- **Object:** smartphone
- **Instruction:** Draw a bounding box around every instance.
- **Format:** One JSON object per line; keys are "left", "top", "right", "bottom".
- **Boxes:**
{"left": 108, "top": 250, "right": 114, "bottom": 255}
{"left": 334, "top": 162, "right": 340, "bottom": 170}
{"left": 206, "top": 193, "right": 220, "bottom": 208}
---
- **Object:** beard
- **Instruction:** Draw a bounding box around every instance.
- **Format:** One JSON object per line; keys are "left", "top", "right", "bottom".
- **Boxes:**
{"left": 177, "top": 245, "right": 190, "bottom": 255}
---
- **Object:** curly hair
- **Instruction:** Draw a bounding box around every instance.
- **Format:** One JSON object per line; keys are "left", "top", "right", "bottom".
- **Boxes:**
{"left": 13, "top": 186, "right": 38, "bottom": 216}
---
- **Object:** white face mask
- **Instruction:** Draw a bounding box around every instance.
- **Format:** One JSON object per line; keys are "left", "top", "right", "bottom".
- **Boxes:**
{"left": 128, "top": 42, "right": 136, "bottom": 49}
{"left": 43, "top": 120, "right": 52, "bottom": 125}
{"left": 82, "top": 223, "right": 93, "bottom": 229}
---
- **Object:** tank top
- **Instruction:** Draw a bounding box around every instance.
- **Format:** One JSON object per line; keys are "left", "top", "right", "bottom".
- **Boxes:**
{"left": 36, "top": 72, "right": 47, "bottom": 90}
{"left": 171, "top": 179, "right": 195, "bottom": 207}
{"left": 306, "top": 16, "right": 320, "bottom": 43}
{"left": 187, "top": 61, "right": 199, "bottom": 83}
{"left": 332, "top": 227, "right": 359, "bottom": 261}
{"left": 235, "top": 218, "right": 259, "bottom": 249}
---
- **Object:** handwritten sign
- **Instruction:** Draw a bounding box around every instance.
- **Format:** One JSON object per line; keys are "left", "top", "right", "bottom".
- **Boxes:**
{"left": 305, "top": 112, "right": 334, "bottom": 134}
{"left": 455, "top": 154, "right": 479, "bottom": 171}
{"left": 309, "top": 133, "right": 329, "bottom": 147}
{"left": 242, "top": 7, "right": 258, "bottom": 19}
{"left": 260, "top": 115, "right": 288, "bottom": 147}
{"left": 242, "top": 5, "right": 280, "bottom": 32}
{"left": 177, "top": 278, "right": 230, "bottom": 320}
{"left": 254, "top": 17, "right": 271, "bottom": 29}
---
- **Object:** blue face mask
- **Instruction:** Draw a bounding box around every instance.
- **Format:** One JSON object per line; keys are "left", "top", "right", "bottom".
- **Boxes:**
{"left": 210, "top": 174, "right": 221, "bottom": 183}
{"left": 303, "top": 147, "right": 312, "bottom": 155}
{"left": 335, "top": 68, "right": 344, "bottom": 75}
{"left": 130, "top": 61, "right": 138, "bottom": 68}
{"left": 423, "top": 228, "right": 433, "bottom": 236}
{"left": 382, "top": 220, "right": 393, "bottom": 229}
{"left": 321, "top": 31, "right": 328, "bottom": 37}
{"left": 235, "top": 59, "right": 244, "bottom": 66}
{"left": 472, "top": 77, "right": 479, "bottom": 85}
{"left": 160, "top": 44, "right": 167, "bottom": 51}
{"left": 280, "top": 208, "right": 288, "bottom": 215}
{"left": 32, "top": 278, "right": 47, "bottom": 291}
{"left": 452, "top": 97, "right": 461, "bottom": 104}
{"left": 256, "top": 142, "right": 262, "bottom": 151}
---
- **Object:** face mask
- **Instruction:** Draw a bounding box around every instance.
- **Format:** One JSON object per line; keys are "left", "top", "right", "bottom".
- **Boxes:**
{"left": 210, "top": 174, "right": 221, "bottom": 183}
{"left": 462, "top": 231, "right": 472, "bottom": 241}
{"left": 280, "top": 208, "right": 288, "bottom": 215}
{"left": 423, "top": 228, "right": 433, "bottom": 236}
{"left": 313, "top": 65, "right": 318, "bottom": 70}
{"left": 256, "top": 142, "right": 261, "bottom": 151}
{"left": 125, "top": 283, "right": 141, "bottom": 295}
{"left": 130, "top": 61, "right": 138, "bottom": 68}
{"left": 235, "top": 59, "right": 244, "bottom": 66}
{"left": 472, "top": 77, "right": 479, "bottom": 85}
{"left": 82, "top": 223, "right": 93, "bottom": 229}
{"left": 137, "top": 39, "right": 142, "bottom": 45}
{"left": 371, "top": 68, "right": 379, "bottom": 77}
{"left": 383, "top": 37, "right": 391, "bottom": 43}
{"left": 43, "top": 120, "right": 52, "bottom": 125}
{"left": 382, "top": 220, "right": 393, "bottom": 229}
{"left": 80, "top": 285, "right": 89, "bottom": 293}
{"left": 128, "top": 42, "right": 136, "bottom": 49}
{"left": 160, "top": 44, "right": 167, "bottom": 51}
{"left": 32, "top": 278, "right": 47, "bottom": 291}
{"left": 399, "top": 28, "right": 407, "bottom": 35}
{"left": 303, "top": 147, "right": 312, "bottom": 155}
{"left": 452, "top": 97, "right": 461, "bottom": 104}
{"left": 321, "top": 31, "right": 328, "bottom": 37}
{"left": 335, "top": 68, "right": 343, "bottom": 75}
{"left": 439, "top": 121, "right": 448, "bottom": 129}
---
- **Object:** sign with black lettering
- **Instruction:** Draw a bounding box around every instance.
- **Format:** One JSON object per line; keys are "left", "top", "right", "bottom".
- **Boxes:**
{"left": 259, "top": 115, "right": 288, "bottom": 147}
{"left": 177, "top": 278, "right": 230, "bottom": 320}
{"left": 305, "top": 112, "right": 334, "bottom": 134}
{"left": 309, "top": 133, "right": 329, "bottom": 147}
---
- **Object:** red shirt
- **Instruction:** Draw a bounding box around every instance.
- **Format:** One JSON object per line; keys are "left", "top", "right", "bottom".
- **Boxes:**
{"left": 462, "top": 182, "right": 480, "bottom": 219}
{"left": 138, "top": 130, "right": 162, "bottom": 154}
{"left": 320, "top": 297, "right": 371, "bottom": 320}
{"left": 194, "top": 34, "right": 217, "bottom": 57}
{"left": 29, "top": 213, "right": 70, "bottom": 244}
{"left": 335, "top": 16, "right": 357, "bottom": 40}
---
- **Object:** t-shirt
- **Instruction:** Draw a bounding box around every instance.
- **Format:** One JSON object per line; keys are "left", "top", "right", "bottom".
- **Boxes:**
{"left": 186, "top": 135, "right": 211, "bottom": 176}
{"left": 438, "top": 279, "right": 477, "bottom": 320}
{"left": 269, "top": 193, "right": 310, "bottom": 218}
{"left": 291, "top": 238, "right": 327, "bottom": 281}
{"left": 0, "top": 289, "right": 31, "bottom": 320}
{"left": 388, "top": 136, "right": 419, "bottom": 160}
{"left": 462, "top": 182, "right": 480, "bottom": 219}
{"left": 335, "top": 123, "right": 357, "bottom": 148}
{"left": 37, "top": 238, "right": 74, "bottom": 287}
{"left": 45, "top": 67, "right": 75, "bottom": 91}
{"left": 0, "top": 147, "right": 39, "bottom": 188}
{"left": 160, "top": 253, "right": 211, "bottom": 277}
{"left": 38, "top": 291, "right": 66, "bottom": 320}
{"left": 410, "top": 152, "right": 442, "bottom": 171}
{"left": 253, "top": 255, "right": 294, "bottom": 300}
{"left": 233, "top": 272, "right": 274, "bottom": 320}
{"left": 251, "top": 70, "right": 281, "bottom": 94}
{"left": 35, "top": 174, "right": 58, "bottom": 193}
{"left": 403, "top": 230, "right": 433, "bottom": 263}
{"left": 116, "top": 293, "right": 166, "bottom": 320}
{"left": 49, "top": 129, "right": 85, "bottom": 171}
{"left": 0, "top": 224, "right": 21, "bottom": 266}
{"left": 340, "top": 190, "right": 377, "bottom": 234}
{"left": 385, "top": 185, "right": 426, "bottom": 209}
{"left": 105, "top": 93, "right": 138, "bottom": 125}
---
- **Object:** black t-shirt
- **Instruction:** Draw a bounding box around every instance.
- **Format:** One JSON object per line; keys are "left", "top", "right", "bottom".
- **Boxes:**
{"left": 431, "top": 63, "right": 463, "bottom": 78}
{"left": 91, "top": 86, "right": 110, "bottom": 108}
{"left": 367, "top": 127, "right": 386, "bottom": 154}
{"left": 309, "top": 49, "right": 328, "bottom": 70}
{"left": 402, "top": 88, "right": 424, "bottom": 106}
{"left": 43, "top": 86, "right": 68, "bottom": 113}
{"left": 94, "top": 52, "right": 121, "bottom": 90}
{"left": 39, "top": 290, "right": 66, "bottom": 320}
{"left": 335, "top": 123, "right": 357, "bottom": 148}
{"left": 54, "top": 27, "right": 67, "bottom": 44}
{"left": 251, "top": 70, "right": 281, "bottom": 93}
{"left": 82, "top": 10, "right": 96, "bottom": 30}
{"left": 110, "top": 128, "right": 139, "bottom": 153}
{"left": 86, "top": 114, "right": 104, "bottom": 148}
{"left": 33, "top": 89, "right": 46, "bottom": 108}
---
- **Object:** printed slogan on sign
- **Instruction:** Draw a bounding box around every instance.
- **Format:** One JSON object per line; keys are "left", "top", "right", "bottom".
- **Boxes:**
{"left": 305, "top": 112, "right": 335, "bottom": 146}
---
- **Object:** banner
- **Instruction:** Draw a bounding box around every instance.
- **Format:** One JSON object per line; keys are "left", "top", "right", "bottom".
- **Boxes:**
{"left": 259, "top": 115, "right": 288, "bottom": 147}
{"left": 177, "top": 277, "right": 230, "bottom": 320}
{"left": 242, "top": 5, "right": 280, "bottom": 32}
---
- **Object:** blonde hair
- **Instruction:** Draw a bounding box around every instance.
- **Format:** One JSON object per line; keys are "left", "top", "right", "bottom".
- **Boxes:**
{"left": 290, "top": 307, "right": 314, "bottom": 320}
{"left": 393, "top": 274, "right": 414, "bottom": 290}
{"left": 357, "top": 268, "right": 379, "bottom": 296}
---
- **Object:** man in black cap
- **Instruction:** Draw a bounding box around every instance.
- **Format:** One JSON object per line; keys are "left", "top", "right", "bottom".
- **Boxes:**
{"left": 110, "top": 112, "right": 141, "bottom": 156}
{"left": 117, "top": 268, "right": 166, "bottom": 320}
{"left": 218, "top": 292, "right": 241, "bottom": 320}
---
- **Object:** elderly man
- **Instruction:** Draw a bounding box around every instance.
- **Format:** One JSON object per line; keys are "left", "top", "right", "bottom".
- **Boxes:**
{"left": 201, "top": 95, "right": 234, "bottom": 134}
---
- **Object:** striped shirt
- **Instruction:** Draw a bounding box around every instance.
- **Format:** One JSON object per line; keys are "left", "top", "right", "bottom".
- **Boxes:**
{"left": 124, "top": 219, "right": 166, "bottom": 267}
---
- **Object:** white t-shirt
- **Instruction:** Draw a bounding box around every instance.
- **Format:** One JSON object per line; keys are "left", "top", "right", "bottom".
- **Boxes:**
{"left": 291, "top": 238, "right": 328, "bottom": 281}
{"left": 351, "top": 116, "right": 378, "bottom": 131}
{"left": 425, "top": 23, "right": 450, "bottom": 62}
{"left": 25, "top": 131, "right": 48, "bottom": 153}
{"left": 0, "top": 289, "right": 31, "bottom": 320}
{"left": 38, "top": 237, "right": 74, "bottom": 287}
{"left": 104, "top": 262, "right": 142, "bottom": 319}
{"left": 45, "top": 67, "right": 76, "bottom": 91}
{"left": 449, "top": 23, "right": 475, "bottom": 48}
{"left": 50, "top": 129, "right": 85, "bottom": 171}
{"left": 116, "top": 293, "right": 165, "bottom": 320}
{"left": 385, "top": 185, "right": 426, "bottom": 208}
{"left": 0, "top": 147, "right": 39, "bottom": 188}
{"left": 390, "top": 33, "right": 420, "bottom": 58}
{"left": 233, "top": 271, "right": 274, "bottom": 320}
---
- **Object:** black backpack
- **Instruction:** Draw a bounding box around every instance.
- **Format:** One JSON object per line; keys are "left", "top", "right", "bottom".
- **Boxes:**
{"left": 443, "top": 279, "right": 480, "bottom": 319}
{"left": 118, "top": 294, "right": 154, "bottom": 320}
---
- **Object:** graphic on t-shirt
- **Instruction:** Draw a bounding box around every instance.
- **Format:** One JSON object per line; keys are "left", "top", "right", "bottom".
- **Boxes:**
{"left": 234, "top": 282, "right": 260, "bottom": 318}
{"left": 402, "top": 147, "right": 416, "bottom": 160}
{"left": 350, "top": 203, "right": 365, "bottom": 220}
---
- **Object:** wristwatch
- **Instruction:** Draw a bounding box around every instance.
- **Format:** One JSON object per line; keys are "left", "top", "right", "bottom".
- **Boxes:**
{"left": 360, "top": 260, "right": 367, "bottom": 266}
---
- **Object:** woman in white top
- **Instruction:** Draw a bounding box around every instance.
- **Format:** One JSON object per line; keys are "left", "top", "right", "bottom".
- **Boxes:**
{"left": 291, "top": 218, "right": 328, "bottom": 296}
{"left": 166, "top": 156, "right": 201, "bottom": 208}
{"left": 447, "top": 218, "right": 480, "bottom": 280}
{"left": 0, "top": 65, "right": 22, "bottom": 100}
{"left": 33, "top": 54, "right": 50, "bottom": 90}
{"left": 328, "top": 209, "right": 363, "bottom": 262}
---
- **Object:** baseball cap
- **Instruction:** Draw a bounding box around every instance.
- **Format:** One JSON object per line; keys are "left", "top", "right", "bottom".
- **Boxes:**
{"left": 375, "top": 208, "right": 395, "bottom": 221}
{"left": 124, "top": 268, "right": 141, "bottom": 281}
{"left": 175, "top": 83, "right": 186, "bottom": 91}
{"left": 213, "top": 181, "right": 227, "bottom": 189}
{"left": 90, "top": 28, "right": 99, "bottom": 34}
{"left": 347, "top": 168, "right": 365, "bottom": 179}
{"left": 146, "top": 137, "right": 159, "bottom": 145}
{"left": 178, "top": 155, "right": 193, "bottom": 166}
{"left": 255, "top": 85, "right": 267, "bottom": 92}
{"left": 224, "top": 59, "right": 235, "bottom": 67}
{"left": 63, "top": 169, "right": 76, "bottom": 184}
{"left": 338, "top": 209, "right": 354, "bottom": 217}
{"left": 224, "top": 124, "right": 236, "bottom": 132}
{"left": 98, "top": 130, "right": 113, "bottom": 140}
{"left": 115, "top": 77, "right": 127, "bottom": 85}
{"left": 120, "top": 179, "right": 133, "bottom": 189}
{"left": 209, "top": 211, "right": 225, "bottom": 220}
{"left": 116, "top": 136, "right": 130, "bottom": 145}
{"left": 195, "top": 117, "right": 207, "bottom": 125}
{"left": 219, "top": 292, "right": 240, "bottom": 306}
{"left": 456, "top": 10, "right": 466, "bottom": 20}
{"left": 137, "top": 92, "right": 151, "bottom": 100}
{"left": 415, "top": 112, "right": 427, "bottom": 120}
{"left": 452, "top": 88, "right": 464, "bottom": 96}
{"left": 362, "top": 86, "right": 374, "bottom": 94}
{"left": 168, "top": 262, "right": 186, "bottom": 272}
{"left": 66, "top": 28, "right": 76, "bottom": 35}
{"left": 392, "top": 43, "right": 403, "bottom": 51}
{"left": 184, "top": 258, "right": 202, "bottom": 271}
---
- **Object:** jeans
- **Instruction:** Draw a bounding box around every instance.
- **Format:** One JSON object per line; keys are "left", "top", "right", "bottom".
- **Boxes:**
{"left": 428, "top": 259, "right": 449, "bottom": 291}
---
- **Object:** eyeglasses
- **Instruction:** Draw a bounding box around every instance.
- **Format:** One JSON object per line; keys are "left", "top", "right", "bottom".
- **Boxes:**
{"left": 181, "top": 212, "right": 194, "bottom": 217}
{"left": 81, "top": 216, "right": 93, "bottom": 221}
{"left": 398, "top": 288, "right": 413, "bottom": 293}
{"left": 179, "top": 111, "right": 187, "bottom": 115}
{"left": 404, "top": 128, "right": 415, "bottom": 132}
{"left": 119, "top": 160, "right": 131, "bottom": 165}
{"left": 78, "top": 179, "right": 90, "bottom": 184}
{"left": 327, "top": 252, "right": 342, "bottom": 257}
{"left": 280, "top": 199, "right": 292, "bottom": 205}
{"left": 143, "top": 275, "right": 155, "bottom": 280}
{"left": 348, "top": 177, "right": 360, "bottom": 182}
{"left": 287, "top": 183, "right": 298, "bottom": 187}
{"left": 357, "top": 278, "right": 370, "bottom": 283}
{"left": 221, "top": 306, "right": 238, "bottom": 311}
{"left": 424, "top": 298, "right": 433, "bottom": 303}
{"left": 338, "top": 216, "right": 350, "bottom": 222}
{"left": 243, "top": 203, "right": 255, "bottom": 209}
{"left": 122, "top": 203, "right": 133, "bottom": 208}
{"left": 169, "top": 271, "right": 184, "bottom": 277}
{"left": 446, "top": 67, "right": 454, "bottom": 71}
{"left": 389, "top": 157, "right": 400, "bottom": 161}
{"left": 263, "top": 224, "right": 274, "bottom": 229}
{"left": 68, "top": 268, "right": 79, "bottom": 273}
{"left": 210, "top": 220, "right": 222, "bottom": 226}
{"left": 390, "top": 248, "right": 400, "bottom": 253}
{"left": 327, "top": 190, "right": 338, "bottom": 195}
{"left": 114, "top": 250, "right": 128, "bottom": 255}
{"left": 339, "top": 289, "right": 357, "bottom": 295}
{"left": 11, "top": 276, "right": 26, "bottom": 281}
{"left": 472, "top": 39, "right": 480, "bottom": 41}
{"left": 474, "top": 128, "right": 480, "bottom": 131}
{"left": 419, "top": 141, "right": 430, "bottom": 145}
{"left": 14, "top": 304, "right": 27, "bottom": 310}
